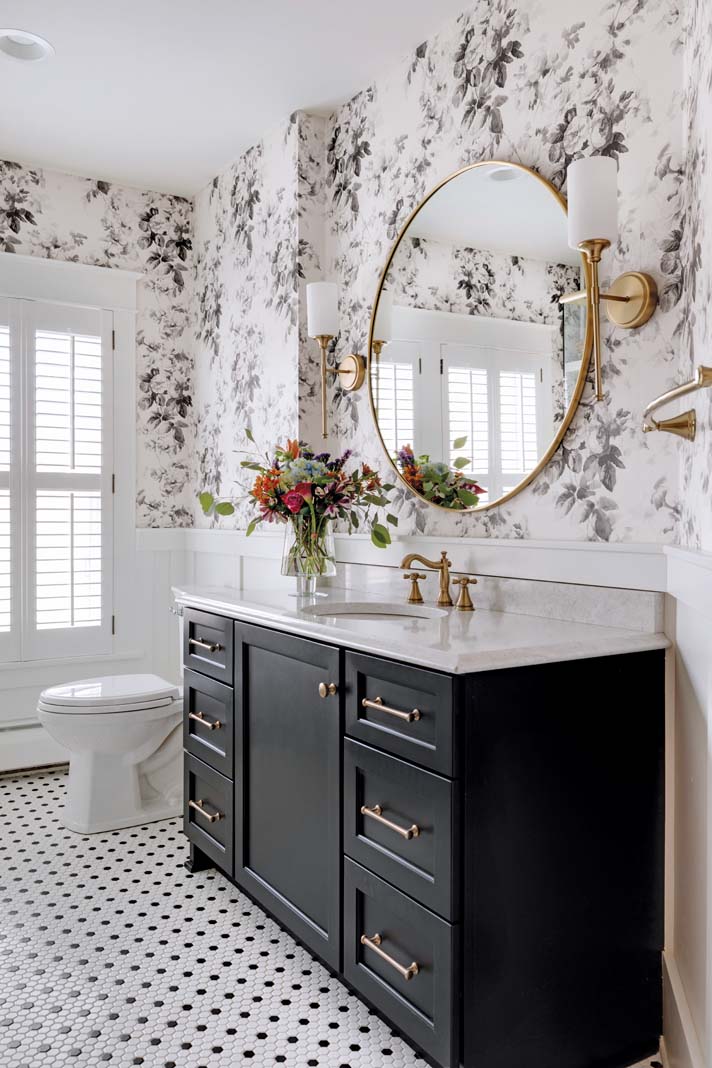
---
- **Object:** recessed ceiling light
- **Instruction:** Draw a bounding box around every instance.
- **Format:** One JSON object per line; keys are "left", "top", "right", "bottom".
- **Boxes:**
{"left": 488, "top": 167, "right": 519, "bottom": 183}
{"left": 0, "top": 29, "right": 54, "bottom": 62}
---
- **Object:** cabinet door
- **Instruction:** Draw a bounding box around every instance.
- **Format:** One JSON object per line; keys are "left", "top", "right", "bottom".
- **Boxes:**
{"left": 234, "top": 622, "right": 341, "bottom": 969}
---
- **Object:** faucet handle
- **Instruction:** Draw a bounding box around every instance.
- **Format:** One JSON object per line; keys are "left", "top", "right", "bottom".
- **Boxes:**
{"left": 453, "top": 575, "right": 477, "bottom": 612}
{"left": 403, "top": 572, "right": 427, "bottom": 605}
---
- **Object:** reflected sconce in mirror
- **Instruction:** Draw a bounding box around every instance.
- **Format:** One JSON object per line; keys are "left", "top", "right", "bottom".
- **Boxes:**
{"left": 307, "top": 282, "right": 366, "bottom": 439}
{"left": 561, "top": 156, "right": 658, "bottom": 401}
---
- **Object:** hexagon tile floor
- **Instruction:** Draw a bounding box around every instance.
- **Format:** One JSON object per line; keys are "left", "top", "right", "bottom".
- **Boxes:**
{"left": 0, "top": 768, "right": 663, "bottom": 1068}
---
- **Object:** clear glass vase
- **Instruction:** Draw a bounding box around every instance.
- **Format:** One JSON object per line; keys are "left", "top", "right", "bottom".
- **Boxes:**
{"left": 281, "top": 515, "right": 336, "bottom": 595}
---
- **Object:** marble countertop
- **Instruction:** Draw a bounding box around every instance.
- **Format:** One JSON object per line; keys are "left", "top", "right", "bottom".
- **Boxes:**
{"left": 172, "top": 584, "right": 669, "bottom": 675}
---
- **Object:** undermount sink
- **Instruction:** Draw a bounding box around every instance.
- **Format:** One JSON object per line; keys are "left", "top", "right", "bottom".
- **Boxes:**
{"left": 304, "top": 601, "right": 448, "bottom": 621}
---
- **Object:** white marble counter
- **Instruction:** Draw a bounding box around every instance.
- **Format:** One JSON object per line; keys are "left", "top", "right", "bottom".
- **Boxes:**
{"left": 172, "top": 584, "right": 669, "bottom": 675}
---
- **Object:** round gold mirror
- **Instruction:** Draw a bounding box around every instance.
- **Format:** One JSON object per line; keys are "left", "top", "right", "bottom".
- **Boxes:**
{"left": 368, "top": 161, "right": 592, "bottom": 512}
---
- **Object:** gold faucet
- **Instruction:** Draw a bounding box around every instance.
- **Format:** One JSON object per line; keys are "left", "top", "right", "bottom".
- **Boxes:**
{"left": 400, "top": 550, "right": 453, "bottom": 607}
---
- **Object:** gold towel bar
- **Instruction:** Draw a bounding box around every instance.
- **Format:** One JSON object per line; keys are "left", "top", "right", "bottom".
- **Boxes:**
{"left": 643, "top": 365, "right": 712, "bottom": 441}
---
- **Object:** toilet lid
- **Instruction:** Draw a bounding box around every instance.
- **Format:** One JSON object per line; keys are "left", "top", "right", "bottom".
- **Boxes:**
{"left": 39, "top": 673, "right": 180, "bottom": 712}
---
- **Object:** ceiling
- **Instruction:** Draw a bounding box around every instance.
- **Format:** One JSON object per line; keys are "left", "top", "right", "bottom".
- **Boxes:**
{"left": 409, "top": 165, "right": 581, "bottom": 266}
{"left": 0, "top": 0, "right": 467, "bottom": 197}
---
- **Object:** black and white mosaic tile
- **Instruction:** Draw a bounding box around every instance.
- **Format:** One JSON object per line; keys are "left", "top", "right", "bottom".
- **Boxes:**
{"left": 0, "top": 768, "right": 663, "bottom": 1068}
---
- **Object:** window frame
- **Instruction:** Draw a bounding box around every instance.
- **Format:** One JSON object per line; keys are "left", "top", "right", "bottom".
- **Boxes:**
{"left": 0, "top": 253, "right": 141, "bottom": 668}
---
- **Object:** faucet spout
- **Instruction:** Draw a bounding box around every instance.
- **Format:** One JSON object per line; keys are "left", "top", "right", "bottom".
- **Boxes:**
{"left": 399, "top": 550, "right": 453, "bottom": 607}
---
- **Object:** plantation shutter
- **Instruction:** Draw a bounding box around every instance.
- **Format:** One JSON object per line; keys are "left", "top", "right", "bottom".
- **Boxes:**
{"left": 372, "top": 353, "right": 415, "bottom": 458}
{"left": 0, "top": 298, "right": 16, "bottom": 661}
{"left": 447, "top": 364, "right": 490, "bottom": 502}
{"left": 0, "top": 298, "right": 113, "bottom": 663}
{"left": 498, "top": 369, "right": 539, "bottom": 494}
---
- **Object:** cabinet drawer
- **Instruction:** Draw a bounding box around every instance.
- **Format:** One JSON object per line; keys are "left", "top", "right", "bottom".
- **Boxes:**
{"left": 184, "top": 754, "right": 233, "bottom": 875}
{"left": 344, "top": 739, "right": 457, "bottom": 920}
{"left": 183, "top": 608, "right": 233, "bottom": 684}
{"left": 344, "top": 858, "right": 458, "bottom": 1068}
{"left": 345, "top": 652, "right": 455, "bottom": 775}
{"left": 183, "top": 669, "right": 233, "bottom": 779}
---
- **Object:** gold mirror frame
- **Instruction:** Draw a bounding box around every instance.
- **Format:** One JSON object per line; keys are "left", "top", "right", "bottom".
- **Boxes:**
{"left": 367, "top": 160, "right": 593, "bottom": 513}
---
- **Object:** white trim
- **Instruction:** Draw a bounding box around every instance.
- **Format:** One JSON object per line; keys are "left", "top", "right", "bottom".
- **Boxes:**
{"left": 392, "top": 304, "right": 554, "bottom": 348}
{"left": 136, "top": 527, "right": 668, "bottom": 592}
{"left": 665, "top": 545, "right": 712, "bottom": 619}
{"left": 0, "top": 723, "right": 68, "bottom": 772}
{"left": 0, "top": 252, "right": 142, "bottom": 311}
{"left": 663, "top": 954, "right": 705, "bottom": 1068}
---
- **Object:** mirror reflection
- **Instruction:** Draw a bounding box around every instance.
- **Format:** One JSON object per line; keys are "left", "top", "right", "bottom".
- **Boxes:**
{"left": 370, "top": 162, "right": 588, "bottom": 510}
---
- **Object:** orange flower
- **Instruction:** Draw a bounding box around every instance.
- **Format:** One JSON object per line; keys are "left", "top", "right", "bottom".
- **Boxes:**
{"left": 285, "top": 439, "right": 300, "bottom": 459}
{"left": 251, "top": 470, "right": 281, "bottom": 505}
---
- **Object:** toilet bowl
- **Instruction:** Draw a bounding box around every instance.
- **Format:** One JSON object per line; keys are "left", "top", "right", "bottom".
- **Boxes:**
{"left": 38, "top": 674, "right": 183, "bottom": 834}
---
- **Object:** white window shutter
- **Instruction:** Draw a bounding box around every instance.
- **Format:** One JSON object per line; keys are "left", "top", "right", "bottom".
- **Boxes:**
{"left": 373, "top": 360, "right": 415, "bottom": 457}
{"left": 23, "top": 301, "right": 113, "bottom": 661}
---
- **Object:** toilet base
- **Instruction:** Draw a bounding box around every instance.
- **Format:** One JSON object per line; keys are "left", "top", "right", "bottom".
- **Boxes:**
{"left": 62, "top": 797, "right": 182, "bottom": 835}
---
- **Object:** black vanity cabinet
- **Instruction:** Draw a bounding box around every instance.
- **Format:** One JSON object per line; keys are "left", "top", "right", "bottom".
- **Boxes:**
{"left": 182, "top": 606, "right": 665, "bottom": 1068}
{"left": 232, "top": 622, "right": 342, "bottom": 969}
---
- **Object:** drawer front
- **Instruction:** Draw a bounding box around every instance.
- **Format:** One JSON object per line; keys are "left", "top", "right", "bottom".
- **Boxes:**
{"left": 344, "top": 858, "right": 458, "bottom": 1068}
{"left": 184, "top": 754, "right": 233, "bottom": 875}
{"left": 345, "top": 652, "right": 454, "bottom": 775}
{"left": 183, "top": 669, "right": 234, "bottom": 779}
{"left": 183, "top": 608, "right": 234, "bottom": 684}
{"left": 344, "top": 738, "right": 457, "bottom": 920}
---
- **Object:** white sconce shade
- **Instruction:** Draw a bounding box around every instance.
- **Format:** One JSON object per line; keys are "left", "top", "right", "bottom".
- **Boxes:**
{"left": 374, "top": 291, "right": 393, "bottom": 342}
{"left": 307, "top": 282, "right": 339, "bottom": 337}
{"left": 567, "top": 156, "right": 619, "bottom": 249}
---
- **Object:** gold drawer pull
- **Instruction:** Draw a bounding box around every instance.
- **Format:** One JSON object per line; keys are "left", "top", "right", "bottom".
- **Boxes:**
{"left": 318, "top": 682, "right": 338, "bottom": 699}
{"left": 189, "top": 636, "right": 223, "bottom": 653}
{"left": 360, "top": 933, "right": 419, "bottom": 981}
{"left": 188, "top": 798, "right": 223, "bottom": 824}
{"left": 361, "top": 803, "right": 419, "bottom": 840}
{"left": 362, "top": 696, "right": 421, "bottom": 722}
{"left": 188, "top": 710, "right": 222, "bottom": 731}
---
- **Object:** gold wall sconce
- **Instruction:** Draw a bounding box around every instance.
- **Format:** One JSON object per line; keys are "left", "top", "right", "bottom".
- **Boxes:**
{"left": 560, "top": 156, "right": 658, "bottom": 401}
{"left": 307, "top": 282, "right": 391, "bottom": 438}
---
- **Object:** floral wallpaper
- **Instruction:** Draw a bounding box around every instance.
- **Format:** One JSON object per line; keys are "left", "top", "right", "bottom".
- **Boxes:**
{"left": 192, "top": 121, "right": 303, "bottom": 528}
{"left": 318, "top": 0, "right": 686, "bottom": 542}
{"left": 679, "top": 0, "right": 712, "bottom": 551}
{"left": 0, "top": 159, "right": 194, "bottom": 527}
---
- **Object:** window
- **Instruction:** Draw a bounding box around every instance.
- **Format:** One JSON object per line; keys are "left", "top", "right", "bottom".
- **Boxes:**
{"left": 0, "top": 297, "right": 113, "bottom": 663}
{"left": 372, "top": 344, "right": 416, "bottom": 457}
{"left": 444, "top": 343, "right": 552, "bottom": 503}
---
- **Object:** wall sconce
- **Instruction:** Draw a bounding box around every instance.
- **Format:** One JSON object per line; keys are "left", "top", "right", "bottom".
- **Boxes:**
{"left": 307, "top": 282, "right": 366, "bottom": 439}
{"left": 560, "top": 156, "right": 658, "bottom": 401}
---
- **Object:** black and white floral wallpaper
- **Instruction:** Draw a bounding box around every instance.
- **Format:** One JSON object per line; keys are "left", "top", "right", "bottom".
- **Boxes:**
{"left": 3, "top": 0, "right": 708, "bottom": 546}
{"left": 680, "top": 0, "right": 712, "bottom": 551}
{"left": 317, "top": 0, "right": 686, "bottom": 541}
{"left": 0, "top": 159, "right": 193, "bottom": 527}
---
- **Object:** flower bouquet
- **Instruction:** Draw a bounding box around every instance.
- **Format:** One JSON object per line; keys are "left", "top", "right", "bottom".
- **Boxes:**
{"left": 396, "top": 443, "right": 484, "bottom": 509}
{"left": 200, "top": 432, "right": 397, "bottom": 593}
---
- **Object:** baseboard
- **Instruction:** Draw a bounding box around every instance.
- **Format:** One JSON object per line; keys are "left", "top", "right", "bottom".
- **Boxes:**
{"left": 0, "top": 723, "right": 69, "bottom": 772}
{"left": 663, "top": 953, "right": 705, "bottom": 1068}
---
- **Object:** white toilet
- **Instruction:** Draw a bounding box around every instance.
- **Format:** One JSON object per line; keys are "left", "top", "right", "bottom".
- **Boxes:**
{"left": 38, "top": 674, "right": 183, "bottom": 834}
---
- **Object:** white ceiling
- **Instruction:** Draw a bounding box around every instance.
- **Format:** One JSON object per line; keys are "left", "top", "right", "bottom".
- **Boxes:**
{"left": 409, "top": 165, "right": 581, "bottom": 266}
{"left": 0, "top": 0, "right": 468, "bottom": 197}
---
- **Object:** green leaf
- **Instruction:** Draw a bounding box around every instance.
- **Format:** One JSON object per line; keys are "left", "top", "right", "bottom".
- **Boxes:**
{"left": 453, "top": 456, "right": 471, "bottom": 470}
{"left": 386, "top": 513, "right": 399, "bottom": 527}
{"left": 381, "top": 483, "right": 396, "bottom": 492}
{"left": 371, "top": 527, "right": 388, "bottom": 549}
{"left": 371, "top": 522, "right": 392, "bottom": 547}
{"left": 452, "top": 435, "right": 468, "bottom": 449}
{"left": 245, "top": 428, "right": 255, "bottom": 443}
{"left": 245, "top": 517, "right": 260, "bottom": 536}
{"left": 198, "top": 492, "right": 214, "bottom": 514}
{"left": 240, "top": 461, "right": 263, "bottom": 470}
{"left": 215, "top": 501, "right": 235, "bottom": 516}
{"left": 457, "top": 488, "right": 479, "bottom": 506}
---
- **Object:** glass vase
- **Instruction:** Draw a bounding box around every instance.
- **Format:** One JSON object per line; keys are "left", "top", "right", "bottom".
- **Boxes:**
{"left": 281, "top": 515, "right": 336, "bottom": 595}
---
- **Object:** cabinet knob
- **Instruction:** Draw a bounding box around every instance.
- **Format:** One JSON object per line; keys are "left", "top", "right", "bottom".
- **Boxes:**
{"left": 318, "top": 681, "right": 338, "bottom": 699}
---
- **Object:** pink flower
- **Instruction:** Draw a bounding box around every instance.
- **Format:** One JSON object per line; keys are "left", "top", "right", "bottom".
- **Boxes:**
{"left": 283, "top": 490, "right": 304, "bottom": 514}
{"left": 293, "top": 481, "right": 313, "bottom": 502}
